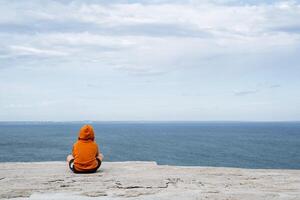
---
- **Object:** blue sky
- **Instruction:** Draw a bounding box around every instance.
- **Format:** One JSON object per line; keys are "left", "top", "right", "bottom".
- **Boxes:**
{"left": 0, "top": 0, "right": 300, "bottom": 121}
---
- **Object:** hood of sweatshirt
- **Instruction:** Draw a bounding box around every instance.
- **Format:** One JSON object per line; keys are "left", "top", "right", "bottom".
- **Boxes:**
{"left": 78, "top": 124, "right": 95, "bottom": 141}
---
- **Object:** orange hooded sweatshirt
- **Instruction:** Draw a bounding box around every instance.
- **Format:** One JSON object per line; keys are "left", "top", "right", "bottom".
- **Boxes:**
{"left": 72, "top": 125, "right": 100, "bottom": 172}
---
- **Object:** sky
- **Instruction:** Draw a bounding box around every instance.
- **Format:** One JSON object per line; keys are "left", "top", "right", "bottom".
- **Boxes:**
{"left": 0, "top": 0, "right": 300, "bottom": 121}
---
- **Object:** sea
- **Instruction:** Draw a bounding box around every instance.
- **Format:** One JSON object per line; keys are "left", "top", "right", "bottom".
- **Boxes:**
{"left": 0, "top": 121, "right": 299, "bottom": 169}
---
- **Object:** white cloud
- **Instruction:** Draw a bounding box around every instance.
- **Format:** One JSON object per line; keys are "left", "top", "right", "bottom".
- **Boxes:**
{"left": 9, "top": 45, "right": 68, "bottom": 56}
{"left": 0, "top": 1, "right": 299, "bottom": 72}
{"left": 234, "top": 89, "right": 259, "bottom": 96}
{"left": 0, "top": 0, "right": 300, "bottom": 121}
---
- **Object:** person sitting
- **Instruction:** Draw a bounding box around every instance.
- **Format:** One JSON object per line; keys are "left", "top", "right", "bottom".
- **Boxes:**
{"left": 66, "top": 124, "right": 103, "bottom": 173}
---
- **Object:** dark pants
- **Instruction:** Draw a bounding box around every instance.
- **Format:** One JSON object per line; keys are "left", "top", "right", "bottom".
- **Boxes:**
{"left": 69, "top": 158, "right": 101, "bottom": 173}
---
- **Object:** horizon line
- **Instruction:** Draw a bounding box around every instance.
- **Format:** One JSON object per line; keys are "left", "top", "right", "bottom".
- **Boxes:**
{"left": 0, "top": 120, "right": 300, "bottom": 124}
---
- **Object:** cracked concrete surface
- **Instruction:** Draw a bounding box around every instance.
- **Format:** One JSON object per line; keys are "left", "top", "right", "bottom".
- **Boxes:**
{"left": 0, "top": 161, "right": 299, "bottom": 199}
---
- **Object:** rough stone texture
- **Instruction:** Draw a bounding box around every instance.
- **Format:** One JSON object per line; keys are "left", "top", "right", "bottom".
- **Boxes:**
{"left": 0, "top": 162, "right": 299, "bottom": 199}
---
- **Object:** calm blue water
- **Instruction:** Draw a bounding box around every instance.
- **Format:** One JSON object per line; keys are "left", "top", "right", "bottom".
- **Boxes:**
{"left": 0, "top": 122, "right": 299, "bottom": 169}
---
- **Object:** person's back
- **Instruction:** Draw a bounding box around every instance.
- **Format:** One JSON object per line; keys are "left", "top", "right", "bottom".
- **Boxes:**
{"left": 67, "top": 125, "right": 103, "bottom": 173}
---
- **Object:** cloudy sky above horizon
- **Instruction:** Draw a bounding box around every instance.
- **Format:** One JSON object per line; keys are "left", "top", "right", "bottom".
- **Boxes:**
{"left": 0, "top": 0, "right": 300, "bottom": 121}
